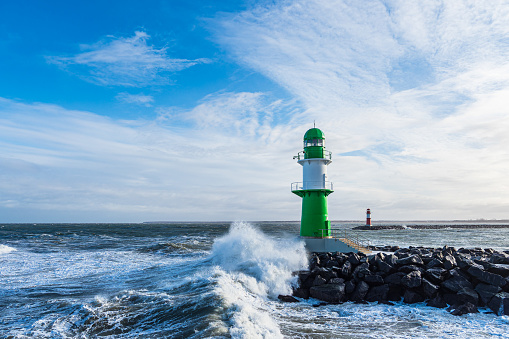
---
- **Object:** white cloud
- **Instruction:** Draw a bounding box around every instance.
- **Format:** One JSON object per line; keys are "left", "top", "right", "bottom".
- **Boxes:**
{"left": 115, "top": 92, "right": 154, "bottom": 107}
{"left": 47, "top": 31, "right": 209, "bottom": 87}
{"left": 208, "top": 0, "right": 509, "bottom": 220}
{"left": 0, "top": 96, "right": 303, "bottom": 222}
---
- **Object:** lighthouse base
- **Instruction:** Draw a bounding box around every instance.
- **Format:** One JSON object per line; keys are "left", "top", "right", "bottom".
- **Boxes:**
{"left": 301, "top": 237, "right": 370, "bottom": 254}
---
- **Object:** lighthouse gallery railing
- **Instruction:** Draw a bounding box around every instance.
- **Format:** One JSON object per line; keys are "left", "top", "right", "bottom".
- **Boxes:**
{"left": 291, "top": 181, "right": 333, "bottom": 191}
{"left": 293, "top": 150, "right": 332, "bottom": 161}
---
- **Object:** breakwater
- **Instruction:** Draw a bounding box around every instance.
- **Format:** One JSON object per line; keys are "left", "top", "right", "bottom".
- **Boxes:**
{"left": 283, "top": 246, "right": 509, "bottom": 316}
{"left": 353, "top": 224, "right": 509, "bottom": 230}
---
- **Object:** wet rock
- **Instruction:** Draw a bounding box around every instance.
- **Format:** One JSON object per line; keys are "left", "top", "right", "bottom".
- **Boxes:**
{"left": 345, "top": 280, "right": 356, "bottom": 294}
{"left": 313, "top": 275, "right": 327, "bottom": 287}
{"left": 441, "top": 276, "right": 473, "bottom": 293}
{"left": 403, "top": 289, "right": 424, "bottom": 304}
{"left": 384, "top": 254, "right": 398, "bottom": 266}
{"left": 385, "top": 272, "right": 405, "bottom": 285}
{"left": 489, "top": 253, "right": 509, "bottom": 265}
{"left": 425, "top": 268, "right": 448, "bottom": 284}
{"left": 450, "top": 302, "right": 478, "bottom": 316}
{"left": 377, "top": 261, "right": 394, "bottom": 274}
{"left": 397, "top": 255, "right": 424, "bottom": 266}
{"left": 278, "top": 295, "right": 299, "bottom": 302}
{"left": 339, "top": 261, "right": 352, "bottom": 279}
{"left": 292, "top": 287, "right": 310, "bottom": 299}
{"left": 310, "top": 283, "right": 346, "bottom": 303}
{"left": 364, "top": 274, "right": 384, "bottom": 286}
{"left": 486, "top": 264, "right": 509, "bottom": 278}
{"left": 350, "top": 280, "right": 369, "bottom": 302}
{"left": 313, "top": 267, "right": 337, "bottom": 281}
{"left": 353, "top": 263, "right": 370, "bottom": 281}
{"left": 443, "top": 255, "right": 457, "bottom": 270}
{"left": 329, "top": 277, "right": 345, "bottom": 284}
{"left": 467, "top": 266, "right": 506, "bottom": 287}
{"left": 399, "top": 265, "right": 423, "bottom": 274}
{"left": 475, "top": 283, "right": 502, "bottom": 305}
{"left": 421, "top": 278, "right": 439, "bottom": 298}
{"left": 426, "top": 258, "right": 443, "bottom": 269}
{"left": 348, "top": 253, "right": 361, "bottom": 265}
{"left": 365, "top": 284, "right": 390, "bottom": 302}
{"left": 457, "top": 287, "right": 479, "bottom": 306}
{"left": 387, "top": 285, "right": 404, "bottom": 301}
{"left": 427, "top": 295, "right": 447, "bottom": 308}
{"left": 401, "top": 271, "right": 422, "bottom": 289}
{"left": 487, "top": 292, "right": 509, "bottom": 315}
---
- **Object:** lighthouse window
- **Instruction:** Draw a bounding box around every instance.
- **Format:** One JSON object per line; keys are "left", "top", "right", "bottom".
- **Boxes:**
{"left": 305, "top": 139, "right": 324, "bottom": 147}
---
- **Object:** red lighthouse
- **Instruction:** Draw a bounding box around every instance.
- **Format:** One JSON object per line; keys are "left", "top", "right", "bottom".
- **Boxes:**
{"left": 366, "top": 208, "right": 371, "bottom": 226}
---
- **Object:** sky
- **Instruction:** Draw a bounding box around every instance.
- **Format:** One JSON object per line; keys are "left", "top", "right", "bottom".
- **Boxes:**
{"left": 1, "top": 0, "right": 509, "bottom": 223}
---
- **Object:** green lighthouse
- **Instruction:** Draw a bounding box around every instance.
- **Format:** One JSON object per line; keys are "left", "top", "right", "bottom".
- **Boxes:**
{"left": 292, "top": 127, "right": 333, "bottom": 238}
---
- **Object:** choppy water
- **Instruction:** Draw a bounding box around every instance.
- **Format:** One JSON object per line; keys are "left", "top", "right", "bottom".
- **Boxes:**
{"left": 1, "top": 221, "right": 508, "bottom": 338}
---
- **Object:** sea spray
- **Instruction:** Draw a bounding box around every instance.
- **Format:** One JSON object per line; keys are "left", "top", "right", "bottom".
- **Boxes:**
{"left": 0, "top": 244, "right": 16, "bottom": 254}
{"left": 209, "top": 221, "right": 308, "bottom": 338}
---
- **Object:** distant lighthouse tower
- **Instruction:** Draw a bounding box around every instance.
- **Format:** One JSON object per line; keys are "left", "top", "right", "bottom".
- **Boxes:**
{"left": 292, "top": 127, "right": 333, "bottom": 237}
{"left": 366, "top": 208, "right": 372, "bottom": 226}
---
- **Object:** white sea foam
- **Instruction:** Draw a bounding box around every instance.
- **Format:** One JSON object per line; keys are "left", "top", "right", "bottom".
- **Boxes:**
{"left": 209, "top": 221, "right": 308, "bottom": 338}
{"left": 0, "top": 244, "right": 16, "bottom": 254}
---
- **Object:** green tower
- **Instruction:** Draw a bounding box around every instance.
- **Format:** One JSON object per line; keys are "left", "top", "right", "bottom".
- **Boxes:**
{"left": 292, "top": 128, "right": 333, "bottom": 238}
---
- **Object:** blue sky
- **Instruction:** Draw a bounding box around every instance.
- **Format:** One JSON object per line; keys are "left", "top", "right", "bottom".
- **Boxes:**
{"left": 1, "top": 0, "right": 509, "bottom": 222}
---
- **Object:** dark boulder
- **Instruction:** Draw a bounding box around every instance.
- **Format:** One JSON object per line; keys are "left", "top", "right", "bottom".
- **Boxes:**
{"left": 350, "top": 280, "right": 369, "bottom": 302}
{"left": 426, "top": 258, "right": 443, "bottom": 269}
{"left": 310, "top": 283, "right": 346, "bottom": 303}
{"left": 399, "top": 265, "right": 423, "bottom": 274}
{"left": 345, "top": 280, "right": 356, "bottom": 294}
{"left": 348, "top": 253, "right": 361, "bottom": 265}
{"left": 487, "top": 292, "right": 509, "bottom": 315}
{"left": 292, "top": 287, "right": 310, "bottom": 299}
{"left": 401, "top": 271, "right": 422, "bottom": 289}
{"left": 329, "top": 277, "right": 345, "bottom": 284}
{"left": 467, "top": 266, "right": 506, "bottom": 287}
{"left": 443, "top": 255, "right": 457, "bottom": 270}
{"left": 384, "top": 254, "right": 398, "bottom": 266}
{"left": 421, "top": 278, "right": 439, "bottom": 298}
{"left": 490, "top": 253, "right": 509, "bottom": 265}
{"left": 298, "top": 271, "right": 315, "bottom": 289}
{"left": 385, "top": 272, "right": 405, "bottom": 285}
{"left": 486, "top": 264, "right": 509, "bottom": 278}
{"left": 441, "top": 276, "right": 473, "bottom": 293}
{"left": 450, "top": 302, "right": 478, "bottom": 316}
{"left": 339, "top": 261, "right": 352, "bottom": 279}
{"left": 425, "top": 268, "right": 448, "bottom": 284}
{"left": 475, "top": 283, "right": 502, "bottom": 305}
{"left": 377, "top": 261, "right": 394, "bottom": 274}
{"left": 457, "top": 287, "right": 479, "bottom": 306}
{"left": 353, "top": 263, "right": 371, "bottom": 281}
{"left": 365, "top": 284, "right": 390, "bottom": 302}
{"left": 313, "top": 275, "right": 327, "bottom": 287}
{"left": 427, "top": 294, "right": 447, "bottom": 308}
{"left": 364, "top": 274, "right": 384, "bottom": 286}
{"left": 403, "top": 289, "right": 424, "bottom": 304}
{"left": 278, "top": 295, "right": 299, "bottom": 302}
{"left": 387, "top": 285, "right": 404, "bottom": 301}
{"left": 397, "top": 255, "right": 424, "bottom": 266}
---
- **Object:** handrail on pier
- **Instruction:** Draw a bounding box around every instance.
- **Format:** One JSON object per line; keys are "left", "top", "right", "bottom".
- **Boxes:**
{"left": 317, "top": 228, "right": 371, "bottom": 252}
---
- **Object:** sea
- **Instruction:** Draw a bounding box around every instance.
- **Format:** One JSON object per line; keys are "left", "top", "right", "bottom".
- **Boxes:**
{"left": 1, "top": 221, "right": 509, "bottom": 338}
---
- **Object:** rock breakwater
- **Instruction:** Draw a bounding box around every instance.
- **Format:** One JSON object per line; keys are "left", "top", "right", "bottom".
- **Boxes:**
{"left": 286, "top": 246, "right": 509, "bottom": 316}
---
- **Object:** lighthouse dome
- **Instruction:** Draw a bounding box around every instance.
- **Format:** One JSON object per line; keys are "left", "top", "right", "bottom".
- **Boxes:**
{"left": 304, "top": 128, "right": 325, "bottom": 140}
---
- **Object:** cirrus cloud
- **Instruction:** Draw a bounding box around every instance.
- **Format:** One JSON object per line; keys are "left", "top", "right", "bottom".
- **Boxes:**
{"left": 46, "top": 31, "right": 210, "bottom": 87}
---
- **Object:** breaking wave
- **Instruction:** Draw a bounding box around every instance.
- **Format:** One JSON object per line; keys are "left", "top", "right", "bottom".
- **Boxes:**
{"left": 209, "top": 221, "right": 308, "bottom": 338}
